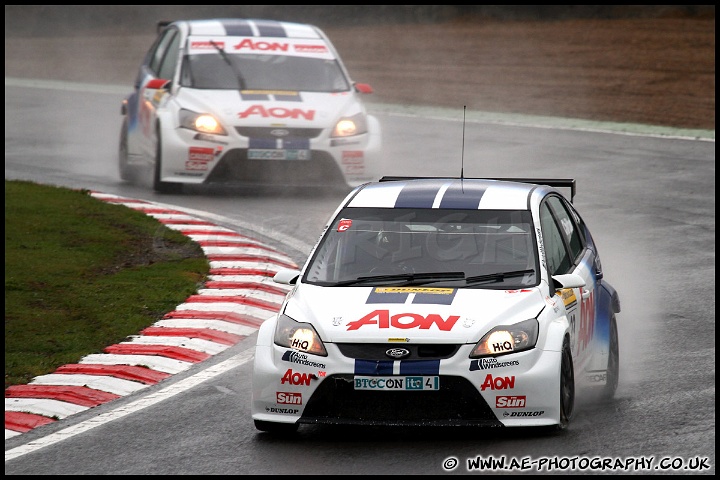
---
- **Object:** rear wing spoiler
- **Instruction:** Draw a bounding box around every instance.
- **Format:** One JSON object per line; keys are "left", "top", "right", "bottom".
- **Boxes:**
{"left": 157, "top": 20, "right": 172, "bottom": 34}
{"left": 379, "top": 176, "right": 577, "bottom": 203}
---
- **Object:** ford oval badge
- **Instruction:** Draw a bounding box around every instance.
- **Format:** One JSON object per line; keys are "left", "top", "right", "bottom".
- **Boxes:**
{"left": 386, "top": 347, "right": 411, "bottom": 359}
{"left": 270, "top": 129, "right": 289, "bottom": 137}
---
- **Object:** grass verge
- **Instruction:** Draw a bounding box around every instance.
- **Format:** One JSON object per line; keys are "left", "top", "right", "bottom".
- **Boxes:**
{"left": 4, "top": 180, "right": 209, "bottom": 388}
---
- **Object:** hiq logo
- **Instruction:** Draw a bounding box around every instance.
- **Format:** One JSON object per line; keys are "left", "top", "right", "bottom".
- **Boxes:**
{"left": 290, "top": 337, "right": 310, "bottom": 351}
{"left": 491, "top": 340, "right": 514, "bottom": 353}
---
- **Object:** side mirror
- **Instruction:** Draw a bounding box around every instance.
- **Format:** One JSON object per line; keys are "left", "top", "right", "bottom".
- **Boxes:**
{"left": 551, "top": 273, "right": 586, "bottom": 290}
{"left": 273, "top": 269, "right": 301, "bottom": 285}
{"left": 354, "top": 82, "right": 374, "bottom": 94}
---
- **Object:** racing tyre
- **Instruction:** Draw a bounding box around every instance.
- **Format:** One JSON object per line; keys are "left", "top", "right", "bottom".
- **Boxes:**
{"left": 599, "top": 314, "right": 620, "bottom": 400}
{"left": 152, "top": 127, "right": 182, "bottom": 194}
{"left": 557, "top": 336, "right": 575, "bottom": 430}
{"left": 254, "top": 420, "right": 299, "bottom": 434}
{"left": 118, "top": 118, "right": 134, "bottom": 182}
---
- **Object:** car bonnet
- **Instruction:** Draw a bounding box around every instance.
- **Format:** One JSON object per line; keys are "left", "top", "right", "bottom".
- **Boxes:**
{"left": 282, "top": 284, "right": 546, "bottom": 344}
{"left": 174, "top": 88, "right": 362, "bottom": 129}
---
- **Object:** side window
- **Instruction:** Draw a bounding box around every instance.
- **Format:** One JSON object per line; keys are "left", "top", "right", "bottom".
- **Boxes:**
{"left": 157, "top": 31, "right": 181, "bottom": 81}
{"left": 540, "top": 202, "right": 572, "bottom": 275}
{"left": 148, "top": 29, "right": 178, "bottom": 77}
{"left": 546, "top": 196, "right": 584, "bottom": 263}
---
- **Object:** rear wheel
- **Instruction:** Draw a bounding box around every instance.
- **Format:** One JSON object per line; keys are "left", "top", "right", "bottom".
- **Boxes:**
{"left": 558, "top": 336, "right": 575, "bottom": 430}
{"left": 599, "top": 314, "right": 620, "bottom": 400}
{"left": 152, "top": 127, "right": 182, "bottom": 194}
{"left": 254, "top": 419, "right": 299, "bottom": 434}
{"left": 118, "top": 118, "right": 134, "bottom": 182}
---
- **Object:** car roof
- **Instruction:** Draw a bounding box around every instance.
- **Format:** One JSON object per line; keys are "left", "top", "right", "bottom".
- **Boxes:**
{"left": 345, "top": 177, "right": 576, "bottom": 210}
{"left": 162, "top": 18, "right": 323, "bottom": 39}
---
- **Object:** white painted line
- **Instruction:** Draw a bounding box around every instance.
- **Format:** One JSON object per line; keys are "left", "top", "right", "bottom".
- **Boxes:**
{"left": 207, "top": 274, "right": 289, "bottom": 285}
{"left": 196, "top": 288, "right": 287, "bottom": 303}
{"left": 78, "top": 354, "right": 194, "bottom": 374}
{"left": 5, "top": 398, "right": 88, "bottom": 419}
{"left": 209, "top": 261, "right": 291, "bottom": 269}
{"left": 173, "top": 302, "right": 276, "bottom": 319}
{"left": 152, "top": 319, "right": 257, "bottom": 336}
{"left": 120, "top": 336, "right": 229, "bottom": 355}
{"left": 163, "top": 224, "right": 239, "bottom": 233}
{"left": 145, "top": 213, "right": 198, "bottom": 221}
{"left": 29, "top": 374, "right": 148, "bottom": 396}
{"left": 5, "top": 349, "right": 254, "bottom": 461}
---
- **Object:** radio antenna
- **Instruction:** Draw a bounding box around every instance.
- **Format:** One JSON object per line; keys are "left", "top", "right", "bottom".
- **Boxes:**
{"left": 461, "top": 105, "right": 466, "bottom": 191}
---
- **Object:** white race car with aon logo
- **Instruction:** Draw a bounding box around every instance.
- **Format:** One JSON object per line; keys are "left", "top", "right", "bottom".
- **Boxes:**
{"left": 119, "top": 18, "right": 381, "bottom": 193}
{"left": 251, "top": 176, "right": 621, "bottom": 433}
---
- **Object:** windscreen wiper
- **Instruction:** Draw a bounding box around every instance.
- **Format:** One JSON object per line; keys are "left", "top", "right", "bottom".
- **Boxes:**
{"left": 210, "top": 40, "right": 246, "bottom": 90}
{"left": 464, "top": 269, "right": 535, "bottom": 286}
{"left": 333, "top": 271, "right": 465, "bottom": 287}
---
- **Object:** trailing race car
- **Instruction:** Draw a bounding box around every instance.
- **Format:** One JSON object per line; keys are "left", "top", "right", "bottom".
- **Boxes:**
{"left": 251, "top": 176, "right": 621, "bottom": 432}
{"left": 119, "top": 18, "right": 381, "bottom": 193}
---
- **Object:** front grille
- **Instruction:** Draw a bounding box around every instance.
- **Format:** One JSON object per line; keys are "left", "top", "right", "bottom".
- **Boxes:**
{"left": 235, "top": 127, "right": 323, "bottom": 139}
{"left": 300, "top": 374, "right": 502, "bottom": 427}
{"left": 336, "top": 343, "right": 460, "bottom": 361}
{"left": 205, "top": 148, "right": 346, "bottom": 186}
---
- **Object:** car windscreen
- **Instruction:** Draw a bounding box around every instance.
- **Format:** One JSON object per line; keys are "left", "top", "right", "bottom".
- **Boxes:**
{"left": 303, "top": 207, "right": 539, "bottom": 288}
{"left": 181, "top": 52, "right": 350, "bottom": 92}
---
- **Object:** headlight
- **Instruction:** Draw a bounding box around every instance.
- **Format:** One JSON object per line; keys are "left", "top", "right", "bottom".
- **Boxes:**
{"left": 179, "top": 109, "right": 227, "bottom": 135}
{"left": 469, "top": 318, "right": 538, "bottom": 358}
{"left": 331, "top": 112, "right": 368, "bottom": 138}
{"left": 274, "top": 314, "right": 328, "bottom": 356}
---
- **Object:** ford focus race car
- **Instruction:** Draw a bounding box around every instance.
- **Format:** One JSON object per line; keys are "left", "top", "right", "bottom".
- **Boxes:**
{"left": 119, "top": 18, "right": 381, "bottom": 192}
{"left": 251, "top": 177, "right": 621, "bottom": 432}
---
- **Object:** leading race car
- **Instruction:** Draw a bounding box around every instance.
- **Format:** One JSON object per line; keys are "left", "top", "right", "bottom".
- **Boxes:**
{"left": 251, "top": 176, "right": 621, "bottom": 432}
{"left": 119, "top": 18, "right": 381, "bottom": 193}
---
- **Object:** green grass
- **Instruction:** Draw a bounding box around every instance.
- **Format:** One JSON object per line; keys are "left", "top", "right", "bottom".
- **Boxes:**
{"left": 4, "top": 180, "right": 210, "bottom": 388}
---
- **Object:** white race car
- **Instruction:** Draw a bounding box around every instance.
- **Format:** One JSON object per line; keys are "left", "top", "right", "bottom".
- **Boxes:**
{"left": 119, "top": 18, "right": 381, "bottom": 192}
{"left": 251, "top": 177, "right": 621, "bottom": 432}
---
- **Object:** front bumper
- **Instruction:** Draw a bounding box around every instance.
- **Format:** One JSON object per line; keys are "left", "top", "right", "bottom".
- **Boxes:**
{"left": 251, "top": 338, "right": 562, "bottom": 428}
{"left": 158, "top": 122, "right": 380, "bottom": 188}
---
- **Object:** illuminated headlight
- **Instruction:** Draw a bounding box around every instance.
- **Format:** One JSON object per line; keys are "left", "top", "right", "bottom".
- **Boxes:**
{"left": 331, "top": 112, "right": 368, "bottom": 138}
{"left": 274, "top": 314, "right": 328, "bottom": 356}
{"left": 469, "top": 319, "right": 538, "bottom": 358}
{"left": 179, "top": 109, "right": 227, "bottom": 135}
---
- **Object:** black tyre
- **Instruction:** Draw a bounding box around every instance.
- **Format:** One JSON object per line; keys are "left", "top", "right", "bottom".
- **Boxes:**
{"left": 118, "top": 118, "right": 134, "bottom": 182}
{"left": 254, "top": 419, "right": 299, "bottom": 434}
{"left": 152, "top": 127, "right": 182, "bottom": 194}
{"left": 599, "top": 314, "right": 620, "bottom": 400}
{"left": 558, "top": 336, "right": 575, "bottom": 430}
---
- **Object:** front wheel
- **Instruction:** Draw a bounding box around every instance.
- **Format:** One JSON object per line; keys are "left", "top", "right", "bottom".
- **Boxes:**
{"left": 152, "top": 127, "right": 182, "bottom": 194}
{"left": 558, "top": 336, "right": 575, "bottom": 430}
{"left": 599, "top": 314, "right": 620, "bottom": 400}
{"left": 118, "top": 118, "right": 134, "bottom": 182}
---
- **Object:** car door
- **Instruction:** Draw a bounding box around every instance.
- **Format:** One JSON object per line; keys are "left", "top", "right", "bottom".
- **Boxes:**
{"left": 539, "top": 195, "right": 595, "bottom": 366}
